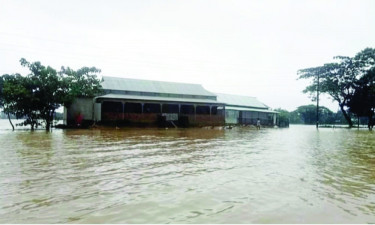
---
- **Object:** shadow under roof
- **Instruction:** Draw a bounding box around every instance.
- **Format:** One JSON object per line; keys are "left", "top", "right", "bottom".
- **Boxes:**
{"left": 95, "top": 94, "right": 224, "bottom": 105}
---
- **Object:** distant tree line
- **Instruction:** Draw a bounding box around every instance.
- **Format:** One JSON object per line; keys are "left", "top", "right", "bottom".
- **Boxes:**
{"left": 276, "top": 105, "right": 350, "bottom": 126}
{"left": 297, "top": 48, "right": 375, "bottom": 130}
{"left": 0, "top": 58, "right": 102, "bottom": 131}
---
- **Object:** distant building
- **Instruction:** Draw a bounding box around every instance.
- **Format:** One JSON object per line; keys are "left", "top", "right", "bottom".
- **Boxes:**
{"left": 216, "top": 93, "right": 278, "bottom": 126}
{"left": 64, "top": 76, "right": 278, "bottom": 127}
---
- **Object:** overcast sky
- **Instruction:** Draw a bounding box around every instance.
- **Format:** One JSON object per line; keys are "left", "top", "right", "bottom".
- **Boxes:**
{"left": 1, "top": 0, "right": 374, "bottom": 111}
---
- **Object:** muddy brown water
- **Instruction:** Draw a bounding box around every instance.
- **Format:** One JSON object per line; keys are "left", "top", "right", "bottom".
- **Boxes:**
{"left": 0, "top": 120, "right": 374, "bottom": 223}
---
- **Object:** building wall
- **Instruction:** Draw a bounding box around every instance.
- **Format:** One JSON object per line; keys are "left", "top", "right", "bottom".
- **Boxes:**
{"left": 225, "top": 110, "right": 239, "bottom": 124}
{"left": 224, "top": 109, "right": 277, "bottom": 126}
{"left": 66, "top": 98, "right": 94, "bottom": 125}
{"left": 65, "top": 97, "right": 276, "bottom": 127}
{"left": 95, "top": 99, "right": 225, "bottom": 127}
{"left": 239, "top": 111, "right": 276, "bottom": 126}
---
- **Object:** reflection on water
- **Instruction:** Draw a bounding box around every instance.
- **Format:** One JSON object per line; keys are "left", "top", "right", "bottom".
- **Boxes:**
{"left": 0, "top": 121, "right": 374, "bottom": 223}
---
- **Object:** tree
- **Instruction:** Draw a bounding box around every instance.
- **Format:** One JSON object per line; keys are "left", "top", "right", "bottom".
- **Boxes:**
{"left": 348, "top": 68, "right": 375, "bottom": 130}
{"left": 59, "top": 66, "right": 103, "bottom": 107}
{"left": 294, "top": 105, "right": 317, "bottom": 124}
{"left": 0, "top": 58, "right": 102, "bottom": 131}
{"left": 19, "top": 59, "right": 69, "bottom": 131}
{"left": 0, "top": 74, "right": 38, "bottom": 130}
{"left": 298, "top": 48, "right": 375, "bottom": 127}
{"left": 289, "top": 104, "right": 337, "bottom": 125}
{"left": 298, "top": 60, "right": 357, "bottom": 127}
{"left": 275, "top": 108, "right": 290, "bottom": 127}
{"left": 0, "top": 75, "right": 15, "bottom": 130}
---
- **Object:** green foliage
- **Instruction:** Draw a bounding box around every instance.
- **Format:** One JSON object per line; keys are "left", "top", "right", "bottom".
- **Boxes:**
{"left": 288, "top": 104, "right": 345, "bottom": 125}
{"left": 0, "top": 73, "right": 39, "bottom": 130}
{"left": 59, "top": 66, "right": 103, "bottom": 106}
{"left": 275, "top": 108, "right": 290, "bottom": 127}
{"left": 347, "top": 68, "right": 375, "bottom": 129}
{"left": 295, "top": 105, "right": 317, "bottom": 124}
{"left": 0, "top": 58, "right": 102, "bottom": 131}
{"left": 297, "top": 48, "right": 375, "bottom": 128}
{"left": 273, "top": 106, "right": 346, "bottom": 125}
{"left": 289, "top": 110, "right": 302, "bottom": 124}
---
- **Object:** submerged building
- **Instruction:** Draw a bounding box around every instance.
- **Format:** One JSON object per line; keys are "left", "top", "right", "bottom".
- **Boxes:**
{"left": 216, "top": 93, "right": 277, "bottom": 126}
{"left": 64, "top": 76, "right": 278, "bottom": 127}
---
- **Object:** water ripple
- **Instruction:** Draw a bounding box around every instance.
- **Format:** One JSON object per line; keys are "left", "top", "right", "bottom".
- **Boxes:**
{"left": 1, "top": 125, "right": 375, "bottom": 223}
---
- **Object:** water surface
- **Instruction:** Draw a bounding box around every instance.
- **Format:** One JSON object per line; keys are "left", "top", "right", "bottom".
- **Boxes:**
{"left": 0, "top": 120, "right": 374, "bottom": 223}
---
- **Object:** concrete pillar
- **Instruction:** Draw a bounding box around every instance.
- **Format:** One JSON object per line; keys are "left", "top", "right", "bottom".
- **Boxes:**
{"left": 122, "top": 102, "right": 125, "bottom": 120}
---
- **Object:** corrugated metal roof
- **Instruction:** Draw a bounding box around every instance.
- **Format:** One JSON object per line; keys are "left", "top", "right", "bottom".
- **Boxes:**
{"left": 102, "top": 76, "right": 216, "bottom": 97}
{"left": 95, "top": 94, "right": 224, "bottom": 105}
{"left": 216, "top": 93, "right": 269, "bottom": 109}
{"left": 225, "top": 106, "right": 278, "bottom": 113}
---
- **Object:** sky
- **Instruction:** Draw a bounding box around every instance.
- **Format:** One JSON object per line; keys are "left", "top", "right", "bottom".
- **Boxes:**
{"left": 1, "top": 0, "right": 374, "bottom": 111}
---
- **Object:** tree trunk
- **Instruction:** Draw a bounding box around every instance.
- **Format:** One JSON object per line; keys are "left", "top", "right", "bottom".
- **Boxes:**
{"left": 7, "top": 112, "right": 14, "bottom": 131}
{"left": 45, "top": 110, "right": 54, "bottom": 131}
{"left": 357, "top": 115, "right": 360, "bottom": 130}
{"left": 339, "top": 104, "right": 353, "bottom": 127}
{"left": 46, "top": 121, "right": 50, "bottom": 131}
{"left": 368, "top": 112, "right": 374, "bottom": 131}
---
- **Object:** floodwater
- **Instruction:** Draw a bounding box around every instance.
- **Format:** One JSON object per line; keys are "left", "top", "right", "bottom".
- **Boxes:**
{"left": 0, "top": 120, "right": 374, "bottom": 223}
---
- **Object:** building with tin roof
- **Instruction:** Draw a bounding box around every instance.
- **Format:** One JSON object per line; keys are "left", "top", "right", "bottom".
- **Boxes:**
{"left": 216, "top": 93, "right": 278, "bottom": 126}
{"left": 65, "top": 76, "right": 225, "bottom": 127}
{"left": 64, "top": 76, "right": 278, "bottom": 127}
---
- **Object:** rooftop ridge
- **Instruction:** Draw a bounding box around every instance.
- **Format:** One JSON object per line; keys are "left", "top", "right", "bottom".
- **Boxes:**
{"left": 102, "top": 76, "right": 204, "bottom": 87}
{"left": 215, "top": 92, "right": 257, "bottom": 99}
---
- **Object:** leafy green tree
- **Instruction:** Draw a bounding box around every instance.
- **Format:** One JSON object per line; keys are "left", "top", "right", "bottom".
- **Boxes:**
{"left": 289, "top": 104, "right": 336, "bottom": 125}
{"left": 59, "top": 66, "right": 103, "bottom": 106}
{"left": 0, "top": 58, "right": 102, "bottom": 131}
{"left": 353, "top": 48, "right": 375, "bottom": 72}
{"left": 0, "top": 75, "right": 15, "bottom": 130}
{"left": 0, "top": 74, "right": 39, "bottom": 130}
{"left": 298, "top": 48, "right": 375, "bottom": 127}
{"left": 19, "top": 59, "right": 68, "bottom": 131}
{"left": 319, "top": 106, "right": 335, "bottom": 124}
{"left": 294, "top": 105, "right": 317, "bottom": 124}
{"left": 289, "top": 110, "right": 303, "bottom": 124}
{"left": 275, "top": 108, "right": 289, "bottom": 127}
{"left": 348, "top": 68, "right": 375, "bottom": 130}
{"left": 298, "top": 61, "right": 356, "bottom": 127}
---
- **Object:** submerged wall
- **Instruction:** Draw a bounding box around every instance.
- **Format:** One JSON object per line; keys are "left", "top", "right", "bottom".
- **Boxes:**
{"left": 66, "top": 98, "right": 225, "bottom": 127}
{"left": 66, "top": 98, "right": 276, "bottom": 127}
{"left": 65, "top": 98, "right": 94, "bottom": 126}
